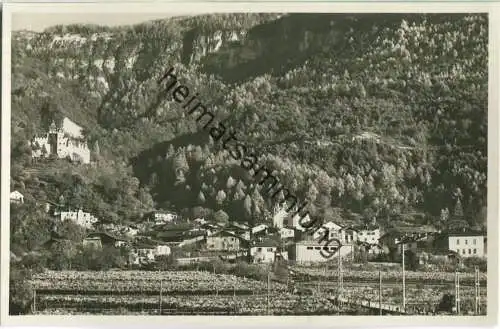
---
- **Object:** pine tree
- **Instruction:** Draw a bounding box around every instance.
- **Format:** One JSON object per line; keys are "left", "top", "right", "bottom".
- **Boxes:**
{"left": 251, "top": 188, "right": 265, "bottom": 210}
{"left": 235, "top": 180, "right": 246, "bottom": 191}
{"left": 215, "top": 190, "right": 226, "bottom": 205}
{"left": 306, "top": 184, "right": 319, "bottom": 203}
{"left": 358, "top": 83, "right": 367, "bottom": 98}
{"left": 93, "top": 140, "right": 100, "bottom": 155}
{"left": 453, "top": 198, "right": 464, "bottom": 222}
{"left": 166, "top": 144, "right": 175, "bottom": 159}
{"left": 149, "top": 172, "right": 159, "bottom": 188}
{"left": 440, "top": 208, "right": 450, "bottom": 223}
{"left": 233, "top": 187, "right": 246, "bottom": 201}
{"left": 243, "top": 195, "right": 252, "bottom": 219}
{"left": 197, "top": 191, "right": 206, "bottom": 204}
{"left": 193, "top": 145, "right": 204, "bottom": 162}
{"left": 226, "top": 176, "right": 236, "bottom": 189}
{"left": 316, "top": 171, "right": 333, "bottom": 194}
{"left": 174, "top": 151, "right": 189, "bottom": 173}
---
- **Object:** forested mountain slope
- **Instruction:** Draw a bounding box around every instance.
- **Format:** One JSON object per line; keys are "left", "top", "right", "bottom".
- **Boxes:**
{"left": 11, "top": 13, "right": 487, "bottom": 242}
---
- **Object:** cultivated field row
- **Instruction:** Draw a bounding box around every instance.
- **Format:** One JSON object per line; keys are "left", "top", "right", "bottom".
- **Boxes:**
{"left": 34, "top": 294, "right": 344, "bottom": 315}
{"left": 291, "top": 267, "right": 487, "bottom": 284}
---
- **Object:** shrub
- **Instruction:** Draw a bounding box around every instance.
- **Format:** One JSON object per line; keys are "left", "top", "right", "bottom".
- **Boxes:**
{"left": 463, "top": 256, "right": 487, "bottom": 272}
{"left": 436, "top": 293, "right": 455, "bottom": 313}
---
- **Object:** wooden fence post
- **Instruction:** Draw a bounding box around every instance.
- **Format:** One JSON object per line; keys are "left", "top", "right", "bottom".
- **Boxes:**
{"left": 159, "top": 280, "right": 163, "bottom": 315}
{"left": 33, "top": 289, "right": 37, "bottom": 313}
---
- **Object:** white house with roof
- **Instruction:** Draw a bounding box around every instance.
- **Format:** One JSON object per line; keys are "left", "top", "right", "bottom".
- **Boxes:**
{"left": 60, "top": 209, "right": 98, "bottom": 229}
{"left": 290, "top": 240, "right": 353, "bottom": 263}
{"left": 272, "top": 203, "right": 289, "bottom": 228}
{"left": 446, "top": 230, "right": 486, "bottom": 258}
{"left": 206, "top": 231, "right": 242, "bottom": 251}
{"left": 252, "top": 224, "right": 269, "bottom": 236}
{"left": 10, "top": 191, "right": 24, "bottom": 204}
{"left": 358, "top": 228, "right": 381, "bottom": 244}
{"left": 130, "top": 245, "right": 156, "bottom": 265}
{"left": 146, "top": 211, "right": 178, "bottom": 225}
{"left": 129, "top": 242, "right": 171, "bottom": 265}
{"left": 239, "top": 231, "right": 251, "bottom": 240}
{"left": 311, "top": 221, "right": 358, "bottom": 245}
{"left": 250, "top": 240, "right": 288, "bottom": 263}
{"left": 280, "top": 227, "right": 295, "bottom": 239}
{"left": 312, "top": 221, "right": 342, "bottom": 240}
{"left": 155, "top": 244, "right": 171, "bottom": 256}
{"left": 120, "top": 226, "right": 139, "bottom": 237}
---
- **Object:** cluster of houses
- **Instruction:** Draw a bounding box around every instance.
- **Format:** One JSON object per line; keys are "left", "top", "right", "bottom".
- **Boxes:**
{"left": 11, "top": 189, "right": 487, "bottom": 267}
{"left": 80, "top": 206, "right": 488, "bottom": 266}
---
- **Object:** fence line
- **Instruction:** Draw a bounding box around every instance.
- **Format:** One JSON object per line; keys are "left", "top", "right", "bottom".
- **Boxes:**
{"left": 32, "top": 271, "right": 487, "bottom": 316}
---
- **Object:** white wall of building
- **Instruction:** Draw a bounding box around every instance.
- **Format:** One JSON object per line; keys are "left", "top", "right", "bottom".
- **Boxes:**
{"left": 10, "top": 191, "right": 24, "bottom": 203}
{"left": 280, "top": 227, "right": 295, "bottom": 239}
{"left": 272, "top": 205, "right": 288, "bottom": 228}
{"left": 252, "top": 224, "right": 268, "bottom": 235}
{"left": 358, "top": 228, "right": 381, "bottom": 244}
{"left": 60, "top": 210, "right": 98, "bottom": 229}
{"left": 251, "top": 246, "right": 277, "bottom": 263}
{"left": 31, "top": 129, "right": 90, "bottom": 164}
{"left": 293, "top": 243, "right": 352, "bottom": 263}
{"left": 155, "top": 245, "right": 171, "bottom": 256}
{"left": 449, "top": 235, "right": 485, "bottom": 258}
{"left": 154, "top": 212, "right": 177, "bottom": 223}
{"left": 311, "top": 222, "right": 358, "bottom": 245}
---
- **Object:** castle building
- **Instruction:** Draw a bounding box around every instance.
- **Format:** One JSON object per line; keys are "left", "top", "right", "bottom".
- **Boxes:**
{"left": 31, "top": 119, "right": 90, "bottom": 164}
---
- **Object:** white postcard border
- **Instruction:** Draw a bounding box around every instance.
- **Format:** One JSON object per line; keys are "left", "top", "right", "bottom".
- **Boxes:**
{"left": 1, "top": 1, "right": 499, "bottom": 327}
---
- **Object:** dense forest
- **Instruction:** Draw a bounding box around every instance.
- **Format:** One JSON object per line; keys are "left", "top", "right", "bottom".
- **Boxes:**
{"left": 10, "top": 14, "right": 487, "bottom": 309}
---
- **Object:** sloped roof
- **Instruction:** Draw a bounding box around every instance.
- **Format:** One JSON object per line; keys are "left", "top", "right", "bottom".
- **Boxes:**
{"left": 42, "top": 237, "right": 70, "bottom": 248}
{"left": 62, "top": 117, "right": 84, "bottom": 139}
{"left": 252, "top": 224, "right": 268, "bottom": 234}
{"left": 446, "top": 229, "right": 485, "bottom": 237}
{"left": 86, "top": 231, "right": 128, "bottom": 241}
{"left": 133, "top": 242, "right": 157, "bottom": 249}
{"left": 381, "top": 226, "right": 438, "bottom": 239}
{"left": 296, "top": 239, "right": 341, "bottom": 247}
{"left": 230, "top": 222, "right": 250, "bottom": 230}
{"left": 252, "top": 239, "right": 279, "bottom": 248}
{"left": 210, "top": 230, "right": 250, "bottom": 242}
{"left": 135, "top": 236, "right": 169, "bottom": 246}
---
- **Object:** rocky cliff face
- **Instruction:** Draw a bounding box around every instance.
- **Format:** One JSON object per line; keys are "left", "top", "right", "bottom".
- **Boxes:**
{"left": 182, "top": 28, "right": 248, "bottom": 65}
{"left": 12, "top": 15, "right": 282, "bottom": 110}
{"left": 200, "top": 14, "right": 367, "bottom": 82}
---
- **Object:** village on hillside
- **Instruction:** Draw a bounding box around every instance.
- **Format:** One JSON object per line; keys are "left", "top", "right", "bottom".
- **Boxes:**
{"left": 9, "top": 116, "right": 487, "bottom": 268}
{"left": 10, "top": 187, "right": 487, "bottom": 268}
